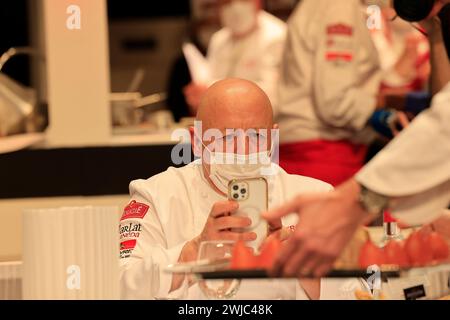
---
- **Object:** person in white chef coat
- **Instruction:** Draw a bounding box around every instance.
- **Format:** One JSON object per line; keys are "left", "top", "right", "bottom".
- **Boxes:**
{"left": 183, "top": 0, "right": 286, "bottom": 114}
{"left": 119, "top": 78, "right": 362, "bottom": 300}
{"left": 263, "top": 14, "right": 450, "bottom": 278}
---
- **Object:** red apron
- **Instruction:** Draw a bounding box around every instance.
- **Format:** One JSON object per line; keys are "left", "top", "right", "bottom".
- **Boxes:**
{"left": 279, "top": 140, "right": 367, "bottom": 187}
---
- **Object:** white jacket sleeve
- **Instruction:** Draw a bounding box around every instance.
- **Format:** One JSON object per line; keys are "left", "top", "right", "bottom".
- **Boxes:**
{"left": 253, "top": 37, "right": 286, "bottom": 109}
{"left": 119, "top": 180, "right": 187, "bottom": 300}
{"left": 312, "top": 0, "right": 381, "bottom": 130}
{"left": 356, "top": 82, "right": 450, "bottom": 225}
{"left": 205, "top": 30, "right": 225, "bottom": 84}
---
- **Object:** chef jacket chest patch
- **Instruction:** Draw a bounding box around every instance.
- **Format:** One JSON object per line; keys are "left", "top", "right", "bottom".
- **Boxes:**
{"left": 120, "top": 200, "right": 149, "bottom": 221}
{"left": 325, "top": 23, "right": 354, "bottom": 64}
{"left": 120, "top": 239, "right": 137, "bottom": 259}
{"left": 119, "top": 200, "right": 149, "bottom": 259}
{"left": 119, "top": 222, "right": 142, "bottom": 240}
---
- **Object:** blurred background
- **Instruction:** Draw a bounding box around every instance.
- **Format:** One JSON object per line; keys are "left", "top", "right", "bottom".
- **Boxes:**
{"left": 1, "top": 0, "right": 448, "bottom": 300}
{"left": 0, "top": 0, "right": 298, "bottom": 136}
{"left": 0, "top": 0, "right": 299, "bottom": 272}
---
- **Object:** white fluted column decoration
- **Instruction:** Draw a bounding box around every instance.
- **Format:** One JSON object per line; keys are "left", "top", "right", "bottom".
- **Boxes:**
{"left": 22, "top": 206, "right": 119, "bottom": 299}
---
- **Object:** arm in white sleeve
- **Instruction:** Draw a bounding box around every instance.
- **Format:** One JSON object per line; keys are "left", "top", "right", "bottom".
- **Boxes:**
{"left": 356, "top": 82, "right": 450, "bottom": 225}
{"left": 119, "top": 182, "right": 187, "bottom": 299}
{"left": 312, "top": 1, "right": 381, "bottom": 131}
{"left": 253, "top": 37, "right": 286, "bottom": 109}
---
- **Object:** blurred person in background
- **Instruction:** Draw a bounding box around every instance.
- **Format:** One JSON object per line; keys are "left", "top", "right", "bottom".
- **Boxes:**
{"left": 263, "top": 4, "right": 450, "bottom": 277}
{"left": 183, "top": 0, "right": 287, "bottom": 115}
{"left": 275, "top": 0, "right": 404, "bottom": 187}
{"left": 166, "top": 7, "right": 220, "bottom": 122}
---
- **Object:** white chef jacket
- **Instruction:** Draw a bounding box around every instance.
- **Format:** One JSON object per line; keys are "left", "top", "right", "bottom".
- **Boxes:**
{"left": 119, "top": 160, "right": 360, "bottom": 300}
{"left": 356, "top": 82, "right": 450, "bottom": 225}
{"left": 275, "top": 0, "right": 381, "bottom": 144}
{"left": 207, "top": 10, "right": 286, "bottom": 107}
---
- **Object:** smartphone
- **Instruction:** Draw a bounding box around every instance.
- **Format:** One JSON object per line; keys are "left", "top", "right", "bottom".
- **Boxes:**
{"left": 228, "top": 177, "right": 269, "bottom": 251}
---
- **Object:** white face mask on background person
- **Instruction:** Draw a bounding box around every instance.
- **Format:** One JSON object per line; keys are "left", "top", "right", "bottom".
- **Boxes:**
{"left": 220, "top": 1, "right": 258, "bottom": 36}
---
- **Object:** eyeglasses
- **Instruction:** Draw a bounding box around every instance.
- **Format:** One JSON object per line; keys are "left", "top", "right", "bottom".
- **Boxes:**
{"left": 199, "top": 129, "right": 271, "bottom": 154}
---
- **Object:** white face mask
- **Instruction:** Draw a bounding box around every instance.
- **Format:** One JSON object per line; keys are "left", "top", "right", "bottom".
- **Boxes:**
{"left": 220, "top": 1, "right": 258, "bottom": 36}
{"left": 199, "top": 136, "right": 274, "bottom": 194}
{"left": 208, "top": 151, "right": 272, "bottom": 194}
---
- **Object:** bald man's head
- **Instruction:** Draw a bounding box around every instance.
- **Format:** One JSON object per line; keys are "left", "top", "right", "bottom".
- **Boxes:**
{"left": 197, "top": 78, "right": 273, "bottom": 131}
{"left": 192, "top": 79, "right": 277, "bottom": 195}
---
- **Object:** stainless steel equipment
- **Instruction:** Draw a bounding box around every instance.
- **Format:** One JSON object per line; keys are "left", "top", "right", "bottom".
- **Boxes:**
{"left": 0, "top": 47, "right": 45, "bottom": 136}
{"left": 110, "top": 91, "right": 168, "bottom": 127}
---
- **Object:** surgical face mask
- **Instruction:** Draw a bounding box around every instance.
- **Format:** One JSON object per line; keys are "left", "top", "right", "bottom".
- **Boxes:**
{"left": 220, "top": 1, "right": 257, "bottom": 36}
{"left": 201, "top": 141, "right": 273, "bottom": 194}
{"left": 393, "top": 0, "right": 436, "bottom": 22}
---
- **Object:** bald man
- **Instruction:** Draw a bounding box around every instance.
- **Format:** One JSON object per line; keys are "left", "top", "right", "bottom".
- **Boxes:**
{"left": 119, "top": 79, "right": 362, "bottom": 300}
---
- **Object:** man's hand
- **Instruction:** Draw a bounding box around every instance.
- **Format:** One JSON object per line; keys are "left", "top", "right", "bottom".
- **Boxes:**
{"left": 268, "top": 218, "right": 283, "bottom": 235}
{"left": 171, "top": 200, "right": 256, "bottom": 292}
{"left": 262, "top": 179, "right": 373, "bottom": 278}
{"left": 183, "top": 82, "right": 208, "bottom": 115}
{"left": 263, "top": 225, "right": 295, "bottom": 245}
{"left": 198, "top": 201, "right": 257, "bottom": 243}
{"left": 181, "top": 201, "right": 257, "bottom": 263}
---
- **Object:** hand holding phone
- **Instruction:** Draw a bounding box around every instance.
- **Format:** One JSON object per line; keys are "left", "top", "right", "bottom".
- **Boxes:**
{"left": 228, "top": 178, "right": 269, "bottom": 250}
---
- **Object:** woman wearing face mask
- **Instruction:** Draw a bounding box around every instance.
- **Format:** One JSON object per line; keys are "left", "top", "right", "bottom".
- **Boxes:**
{"left": 183, "top": 0, "right": 287, "bottom": 115}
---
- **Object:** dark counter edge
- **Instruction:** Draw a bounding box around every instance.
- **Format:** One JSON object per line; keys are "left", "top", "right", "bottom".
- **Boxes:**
{"left": 0, "top": 144, "right": 193, "bottom": 199}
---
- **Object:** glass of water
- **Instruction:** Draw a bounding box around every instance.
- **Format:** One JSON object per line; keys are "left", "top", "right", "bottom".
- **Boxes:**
{"left": 197, "top": 241, "right": 240, "bottom": 299}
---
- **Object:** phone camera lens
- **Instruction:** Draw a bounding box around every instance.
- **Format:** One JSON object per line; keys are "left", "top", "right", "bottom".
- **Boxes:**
{"left": 233, "top": 185, "right": 239, "bottom": 191}
{"left": 240, "top": 189, "right": 246, "bottom": 194}
{"left": 233, "top": 193, "right": 239, "bottom": 199}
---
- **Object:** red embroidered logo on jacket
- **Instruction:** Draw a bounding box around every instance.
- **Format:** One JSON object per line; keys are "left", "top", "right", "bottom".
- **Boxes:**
{"left": 120, "top": 239, "right": 137, "bottom": 251}
{"left": 326, "top": 51, "right": 354, "bottom": 62}
{"left": 120, "top": 200, "right": 149, "bottom": 221}
{"left": 327, "top": 23, "right": 353, "bottom": 36}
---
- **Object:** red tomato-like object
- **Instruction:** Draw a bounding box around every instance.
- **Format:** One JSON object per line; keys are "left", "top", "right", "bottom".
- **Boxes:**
{"left": 359, "top": 240, "right": 387, "bottom": 268}
{"left": 425, "top": 232, "right": 449, "bottom": 261}
{"left": 230, "top": 240, "right": 257, "bottom": 270}
{"left": 384, "top": 240, "right": 410, "bottom": 268}
{"left": 258, "top": 237, "right": 282, "bottom": 269}
{"left": 405, "top": 231, "right": 433, "bottom": 266}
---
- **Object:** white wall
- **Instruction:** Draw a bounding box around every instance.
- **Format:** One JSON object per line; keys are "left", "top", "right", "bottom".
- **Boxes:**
{"left": 42, "top": 0, "right": 112, "bottom": 147}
